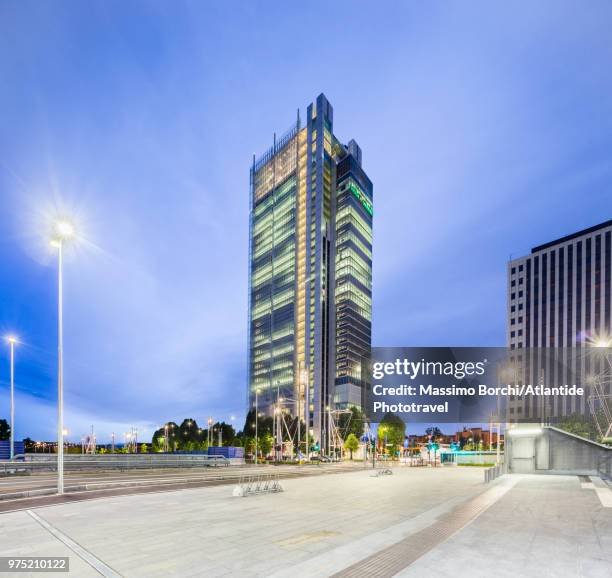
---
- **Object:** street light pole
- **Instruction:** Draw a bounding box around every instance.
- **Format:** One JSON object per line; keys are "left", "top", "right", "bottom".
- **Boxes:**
{"left": 255, "top": 389, "right": 259, "bottom": 465}
{"left": 297, "top": 388, "right": 301, "bottom": 462}
{"left": 304, "top": 368, "right": 309, "bottom": 461}
{"left": 57, "top": 237, "right": 65, "bottom": 494}
{"left": 327, "top": 406, "right": 331, "bottom": 459}
{"left": 51, "top": 219, "right": 74, "bottom": 496}
{"left": 276, "top": 385, "right": 281, "bottom": 462}
{"left": 8, "top": 337, "right": 16, "bottom": 460}
{"left": 496, "top": 423, "right": 501, "bottom": 464}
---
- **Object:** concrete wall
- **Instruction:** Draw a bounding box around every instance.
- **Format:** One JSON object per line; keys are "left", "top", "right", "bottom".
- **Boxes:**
{"left": 507, "top": 427, "right": 611, "bottom": 479}
{"left": 547, "top": 428, "right": 611, "bottom": 478}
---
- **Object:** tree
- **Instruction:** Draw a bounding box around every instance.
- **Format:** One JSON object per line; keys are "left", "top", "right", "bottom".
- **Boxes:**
{"left": 557, "top": 412, "right": 599, "bottom": 441}
{"left": 344, "top": 433, "right": 359, "bottom": 460}
{"left": 338, "top": 407, "right": 367, "bottom": 441}
{"left": 241, "top": 436, "right": 255, "bottom": 457}
{"left": 0, "top": 419, "right": 9, "bottom": 441}
{"left": 243, "top": 409, "right": 273, "bottom": 438}
{"left": 378, "top": 412, "right": 405, "bottom": 455}
{"left": 23, "top": 437, "right": 35, "bottom": 452}
{"left": 178, "top": 418, "right": 202, "bottom": 449}
{"left": 258, "top": 433, "right": 273, "bottom": 458}
{"left": 151, "top": 422, "right": 179, "bottom": 452}
{"left": 210, "top": 422, "right": 236, "bottom": 446}
{"left": 152, "top": 434, "right": 165, "bottom": 452}
{"left": 152, "top": 419, "right": 215, "bottom": 451}
{"left": 425, "top": 427, "right": 442, "bottom": 441}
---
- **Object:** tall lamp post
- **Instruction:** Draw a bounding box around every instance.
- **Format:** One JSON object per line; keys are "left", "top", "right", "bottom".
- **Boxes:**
{"left": 6, "top": 336, "right": 18, "bottom": 459}
{"left": 255, "top": 388, "right": 260, "bottom": 464}
{"left": 51, "top": 219, "right": 75, "bottom": 495}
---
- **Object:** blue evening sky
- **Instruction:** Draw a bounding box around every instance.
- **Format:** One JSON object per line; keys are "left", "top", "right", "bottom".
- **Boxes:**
{"left": 1, "top": 1, "right": 611, "bottom": 441}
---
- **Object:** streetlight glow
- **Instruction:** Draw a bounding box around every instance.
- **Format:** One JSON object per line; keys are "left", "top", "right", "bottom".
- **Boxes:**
{"left": 55, "top": 220, "right": 75, "bottom": 240}
{"left": 587, "top": 332, "right": 611, "bottom": 349}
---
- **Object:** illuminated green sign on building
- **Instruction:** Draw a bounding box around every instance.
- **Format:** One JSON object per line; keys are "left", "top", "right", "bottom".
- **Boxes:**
{"left": 350, "top": 183, "right": 373, "bottom": 216}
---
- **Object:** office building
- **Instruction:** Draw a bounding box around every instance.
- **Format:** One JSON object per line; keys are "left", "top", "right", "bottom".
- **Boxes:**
{"left": 247, "top": 94, "right": 373, "bottom": 449}
{"left": 506, "top": 219, "right": 612, "bottom": 421}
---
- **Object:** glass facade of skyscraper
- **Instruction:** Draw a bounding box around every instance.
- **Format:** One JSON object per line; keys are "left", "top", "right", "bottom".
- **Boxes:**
{"left": 248, "top": 94, "right": 373, "bottom": 448}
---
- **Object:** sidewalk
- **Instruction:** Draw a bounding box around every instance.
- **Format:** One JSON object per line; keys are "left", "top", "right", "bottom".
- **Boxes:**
{"left": 397, "top": 474, "right": 612, "bottom": 578}
{"left": 0, "top": 469, "right": 609, "bottom": 577}
{"left": 0, "top": 467, "right": 484, "bottom": 577}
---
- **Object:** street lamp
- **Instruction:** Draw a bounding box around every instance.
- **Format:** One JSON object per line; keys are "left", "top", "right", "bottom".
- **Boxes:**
{"left": 255, "top": 389, "right": 260, "bottom": 464}
{"left": 6, "top": 336, "right": 18, "bottom": 459}
{"left": 50, "top": 218, "right": 75, "bottom": 495}
{"left": 588, "top": 334, "right": 612, "bottom": 439}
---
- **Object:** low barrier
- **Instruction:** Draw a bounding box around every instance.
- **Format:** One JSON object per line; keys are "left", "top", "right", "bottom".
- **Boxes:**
{"left": 1, "top": 454, "right": 230, "bottom": 474}
{"left": 484, "top": 462, "right": 505, "bottom": 483}
{"left": 233, "top": 473, "right": 284, "bottom": 497}
{"left": 442, "top": 451, "right": 500, "bottom": 466}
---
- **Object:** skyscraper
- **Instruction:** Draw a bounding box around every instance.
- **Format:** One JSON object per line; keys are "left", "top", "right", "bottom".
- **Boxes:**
{"left": 247, "top": 94, "right": 373, "bottom": 450}
{"left": 506, "top": 220, "right": 612, "bottom": 421}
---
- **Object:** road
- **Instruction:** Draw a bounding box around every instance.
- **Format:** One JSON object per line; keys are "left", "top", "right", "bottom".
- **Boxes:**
{"left": 0, "top": 462, "right": 365, "bottom": 512}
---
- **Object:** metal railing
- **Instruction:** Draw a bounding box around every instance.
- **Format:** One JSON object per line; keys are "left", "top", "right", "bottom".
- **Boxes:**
{"left": 1, "top": 454, "right": 230, "bottom": 474}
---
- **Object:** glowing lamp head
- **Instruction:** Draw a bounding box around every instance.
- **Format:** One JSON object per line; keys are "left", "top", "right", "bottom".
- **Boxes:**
{"left": 56, "top": 220, "right": 74, "bottom": 239}
{"left": 50, "top": 219, "right": 76, "bottom": 246}
{"left": 594, "top": 338, "right": 611, "bottom": 348}
{"left": 6, "top": 335, "right": 18, "bottom": 345}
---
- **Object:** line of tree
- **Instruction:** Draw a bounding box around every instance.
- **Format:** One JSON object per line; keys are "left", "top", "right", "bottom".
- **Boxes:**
{"left": 149, "top": 406, "right": 404, "bottom": 459}
{"left": 378, "top": 412, "right": 405, "bottom": 455}
{"left": 234, "top": 406, "right": 369, "bottom": 460}
{"left": 150, "top": 418, "right": 235, "bottom": 452}
{"left": 556, "top": 411, "right": 608, "bottom": 442}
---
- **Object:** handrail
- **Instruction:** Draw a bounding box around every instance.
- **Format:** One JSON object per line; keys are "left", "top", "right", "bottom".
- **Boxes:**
{"left": 0, "top": 454, "right": 230, "bottom": 474}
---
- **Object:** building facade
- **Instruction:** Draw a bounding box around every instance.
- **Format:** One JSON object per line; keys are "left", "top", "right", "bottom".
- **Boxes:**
{"left": 247, "top": 94, "right": 373, "bottom": 449}
{"left": 506, "top": 220, "right": 612, "bottom": 421}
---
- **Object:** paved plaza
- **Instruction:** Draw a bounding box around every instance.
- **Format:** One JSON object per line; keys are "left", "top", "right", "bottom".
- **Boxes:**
{"left": 397, "top": 474, "right": 612, "bottom": 578}
{"left": 0, "top": 466, "right": 610, "bottom": 577}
